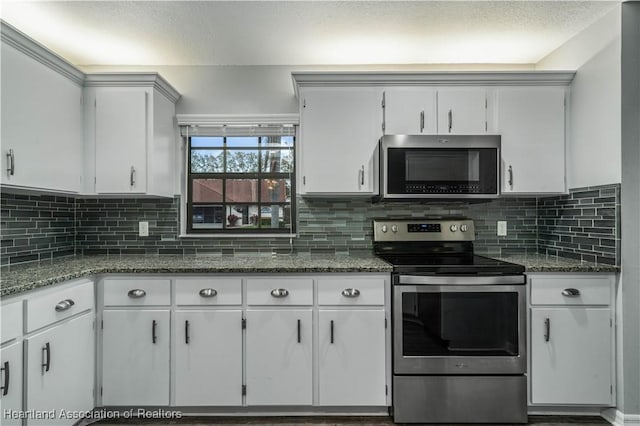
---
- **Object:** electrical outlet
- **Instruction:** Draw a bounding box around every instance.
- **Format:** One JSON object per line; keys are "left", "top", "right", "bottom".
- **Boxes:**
{"left": 139, "top": 221, "right": 149, "bottom": 237}
{"left": 497, "top": 221, "right": 507, "bottom": 237}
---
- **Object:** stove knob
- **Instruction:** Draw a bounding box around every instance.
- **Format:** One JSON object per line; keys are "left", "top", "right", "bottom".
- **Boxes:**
{"left": 450, "top": 224, "right": 458, "bottom": 232}
{"left": 460, "top": 224, "right": 468, "bottom": 232}
{"left": 391, "top": 225, "right": 398, "bottom": 233}
{"left": 381, "top": 225, "right": 388, "bottom": 233}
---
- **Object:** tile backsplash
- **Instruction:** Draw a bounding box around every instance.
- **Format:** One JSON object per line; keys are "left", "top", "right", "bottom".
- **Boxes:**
{"left": 537, "top": 184, "right": 620, "bottom": 265}
{"left": 0, "top": 183, "right": 621, "bottom": 265}
{"left": 1, "top": 191, "right": 75, "bottom": 266}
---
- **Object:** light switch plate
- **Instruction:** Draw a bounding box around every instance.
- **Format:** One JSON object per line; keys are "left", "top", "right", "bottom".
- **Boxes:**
{"left": 497, "top": 221, "right": 507, "bottom": 236}
{"left": 139, "top": 221, "right": 149, "bottom": 237}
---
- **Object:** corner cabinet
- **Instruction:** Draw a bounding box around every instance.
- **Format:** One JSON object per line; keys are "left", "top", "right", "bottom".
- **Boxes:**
{"left": 83, "top": 74, "right": 180, "bottom": 196}
{"left": 528, "top": 273, "right": 615, "bottom": 406}
{"left": 298, "top": 87, "right": 381, "bottom": 196}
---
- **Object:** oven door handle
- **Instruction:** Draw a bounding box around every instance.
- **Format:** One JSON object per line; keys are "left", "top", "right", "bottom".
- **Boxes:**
{"left": 397, "top": 275, "right": 525, "bottom": 286}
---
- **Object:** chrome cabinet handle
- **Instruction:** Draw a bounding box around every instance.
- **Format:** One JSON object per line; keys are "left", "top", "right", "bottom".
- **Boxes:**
{"left": 128, "top": 289, "right": 146, "bottom": 298}
{"left": 420, "top": 110, "right": 425, "bottom": 132}
{"left": 1, "top": 361, "right": 9, "bottom": 396}
{"left": 508, "top": 165, "right": 514, "bottom": 189}
{"left": 152, "top": 320, "right": 157, "bottom": 344}
{"left": 448, "top": 109, "right": 453, "bottom": 133}
{"left": 270, "top": 288, "right": 289, "bottom": 298}
{"left": 297, "top": 319, "right": 301, "bottom": 344}
{"left": 6, "top": 149, "right": 14, "bottom": 176}
{"left": 130, "top": 166, "right": 136, "bottom": 187}
{"left": 330, "top": 320, "right": 334, "bottom": 344}
{"left": 341, "top": 288, "right": 360, "bottom": 298}
{"left": 359, "top": 165, "right": 365, "bottom": 187}
{"left": 561, "top": 288, "right": 581, "bottom": 297}
{"left": 185, "top": 320, "right": 190, "bottom": 345}
{"left": 199, "top": 288, "right": 217, "bottom": 298}
{"left": 54, "top": 299, "right": 75, "bottom": 312}
{"left": 42, "top": 342, "right": 51, "bottom": 375}
{"left": 544, "top": 318, "right": 550, "bottom": 342}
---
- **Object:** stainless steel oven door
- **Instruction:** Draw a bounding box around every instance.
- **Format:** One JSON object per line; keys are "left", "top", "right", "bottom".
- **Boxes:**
{"left": 393, "top": 276, "right": 526, "bottom": 375}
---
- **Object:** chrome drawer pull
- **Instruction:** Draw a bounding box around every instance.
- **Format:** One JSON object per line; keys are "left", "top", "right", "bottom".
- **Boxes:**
{"left": 270, "top": 288, "right": 289, "bottom": 298}
{"left": 199, "top": 288, "right": 217, "bottom": 298}
{"left": 55, "top": 299, "right": 75, "bottom": 312}
{"left": 128, "top": 289, "right": 146, "bottom": 298}
{"left": 341, "top": 288, "right": 360, "bottom": 298}
{"left": 561, "top": 288, "right": 581, "bottom": 297}
{"left": 1, "top": 361, "right": 9, "bottom": 396}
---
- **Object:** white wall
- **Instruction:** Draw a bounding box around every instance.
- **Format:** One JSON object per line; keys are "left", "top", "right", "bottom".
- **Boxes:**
{"left": 537, "top": 5, "right": 622, "bottom": 189}
{"left": 620, "top": 1, "right": 640, "bottom": 418}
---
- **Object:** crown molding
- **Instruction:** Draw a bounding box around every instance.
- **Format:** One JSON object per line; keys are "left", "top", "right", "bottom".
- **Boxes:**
{"left": 292, "top": 71, "right": 576, "bottom": 96}
{"left": 1, "top": 20, "right": 86, "bottom": 86}
{"left": 176, "top": 113, "right": 299, "bottom": 126}
{"left": 84, "top": 73, "right": 181, "bottom": 103}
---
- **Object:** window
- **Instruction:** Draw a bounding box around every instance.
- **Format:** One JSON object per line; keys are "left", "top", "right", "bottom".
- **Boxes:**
{"left": 185, "top": 128, "right": 295, "bottom": 234}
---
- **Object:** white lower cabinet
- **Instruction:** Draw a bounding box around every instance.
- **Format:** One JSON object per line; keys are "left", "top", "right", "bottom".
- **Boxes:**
{"left": 318, "top": 309, "right": 386, "bottom": 406}
{"left": 0, "top": 342, "right": 23, "bottom": 426}
{"left": 101, "top": 309, "right": 170, "bottom": 406}
{"left": 530, "top": 307, "right": 612, "bottom": 405}
{"left": 25, "top": 313, "right": 94, "bottom": 425}
{"left": 529, "top": 273, "right": 615, "bottom": 406}
{"left": 245, "top": 309, "right": 313, "bottom": 405}
{"left": 174, "top": 310, "right": 242, "bottom": 406}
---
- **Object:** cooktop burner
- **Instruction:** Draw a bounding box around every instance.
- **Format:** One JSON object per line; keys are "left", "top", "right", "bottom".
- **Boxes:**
{"left": 373, "top": 218, "right": 525, "bottom": 275}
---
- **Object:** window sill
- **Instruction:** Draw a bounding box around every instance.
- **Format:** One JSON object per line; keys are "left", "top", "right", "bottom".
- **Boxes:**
{"left": 178, "top": 233, "right": 297, "bottom": 239}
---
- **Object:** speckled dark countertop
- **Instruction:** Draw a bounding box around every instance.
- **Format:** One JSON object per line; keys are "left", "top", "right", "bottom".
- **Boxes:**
{"left": 496, "top": 254, "right": 619, "bottom": 273}
{"left": 0, "top": 254, "right": 393, "bottom": 298}
{"left": 0, "top": 253, "right": 619, "bottom": 298}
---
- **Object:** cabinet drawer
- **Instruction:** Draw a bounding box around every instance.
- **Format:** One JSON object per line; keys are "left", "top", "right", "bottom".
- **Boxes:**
{"left": 318, "top": 277, "right": 385, "bottom": 306}
{"left": 175, "top": 278, "right": 242, "bottom": 306}
{"left": 246, "top": 278, "right": 313, "bottom": 306}
{"left": 1, "top": 300, "right": 23, "bottom": 343}
{"left": 26, "top": 280, "right": 94, "bottom": 332}
{"left": 103, "top": 279, "right": 171, "bottom": 306}
{"left": 530, "top": 276, "right": 612, "bottom": 306}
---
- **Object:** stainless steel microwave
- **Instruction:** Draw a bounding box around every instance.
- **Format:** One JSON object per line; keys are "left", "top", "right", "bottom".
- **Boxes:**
{"left": 377, "top": 134, "right": 501, "bottom": 200}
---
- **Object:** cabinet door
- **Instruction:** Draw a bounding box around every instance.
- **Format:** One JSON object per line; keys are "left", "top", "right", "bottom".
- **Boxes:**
{"left": 174, "top": 310, "right": 242, "bottom": 406}
{"left": 245, "top": 309, "right": 312, "bottom": 405}
{"left": 0, "top": 342, "right": 23, "bottom": 426}
{"left": 1, "top": 43, "right": 83, "bottom": 193}
{"left": 26, "top": 313, "right": 94, "bottom": 425}
{"left": 497, "top": 87, "right": 566, "bottom": 193}
{"left": 318, "top": 309, "right": 387, "bottom": 406}
{"left": 101, "top": 310, "right": 169, "bottom": 406}
{"left": 299, "top": 87, "right": 380, "bottom": 195}
{"left": 531, "top": 308, "right": 612, "bottom": 405}
{"left": 384, "top": 88, "right": 437, "bottom": 134}
{"left": 95, "top": 90, "right": 147, "bottom": 194}
{"left": 437, "top": 89, "right": 487, "bottom": 134}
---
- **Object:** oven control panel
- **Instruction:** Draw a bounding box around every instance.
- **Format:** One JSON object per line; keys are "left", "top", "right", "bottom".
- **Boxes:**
{"left": 373, "top": 219, "right": 475, "bottom": 242}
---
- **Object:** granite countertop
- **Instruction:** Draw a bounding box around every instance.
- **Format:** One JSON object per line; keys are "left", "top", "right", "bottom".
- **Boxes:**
{"left": 0, "top": 253, "right": 619, "bottom": 298}
{"left": 496, "top": 254, "right": 620, "bottom": 273}
{"left": 0, "top": 254, "right": 393, "bottom": 298}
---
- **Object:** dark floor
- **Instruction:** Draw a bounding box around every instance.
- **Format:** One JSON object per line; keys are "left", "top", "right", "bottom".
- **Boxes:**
{"left": 93, "top": 415, "right": 609, "bottom": 426}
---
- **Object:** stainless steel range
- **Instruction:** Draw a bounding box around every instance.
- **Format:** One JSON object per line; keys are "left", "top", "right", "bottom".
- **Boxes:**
{"left": 373, "top": 218, "right": 527, "bottom": 424}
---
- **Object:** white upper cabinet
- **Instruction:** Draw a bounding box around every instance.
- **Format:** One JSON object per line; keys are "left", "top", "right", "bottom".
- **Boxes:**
{"left": 436, "top": 88, "right": 488, "bottom": 134}
{"left": 383, "top": 88, "right": 437, "bottom": 134}
{"left": 497, "top": 87, "right": 566, "bottom": 194}
{"left": 298, "top": 87, "right": 381, "bottom": 196}
{"left": 1, "top": 34, "right": 84, "bottom": 193}
{"left": 94, "top": 90, "right": 148, "bottom": 194}
{"left": 84, "top": 74, "right": 180, "bottom": 197}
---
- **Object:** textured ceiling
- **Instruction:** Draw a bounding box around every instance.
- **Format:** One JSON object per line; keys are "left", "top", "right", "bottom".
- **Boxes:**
{"left": 0, "top": 1, "right": 619, "bottom": 66}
